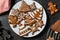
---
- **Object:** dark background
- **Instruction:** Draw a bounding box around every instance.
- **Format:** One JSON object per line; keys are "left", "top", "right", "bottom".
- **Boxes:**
{"left": 0, "top": 0, "right": 60, "bottom": 40}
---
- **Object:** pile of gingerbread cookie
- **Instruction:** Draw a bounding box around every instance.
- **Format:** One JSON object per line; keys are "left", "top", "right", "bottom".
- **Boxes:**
{"left": 8, "top": 1, "right": 44, "bottom": 36}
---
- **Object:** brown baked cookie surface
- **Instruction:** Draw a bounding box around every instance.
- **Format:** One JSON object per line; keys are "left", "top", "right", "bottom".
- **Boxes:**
{"left": 51, "top": 20, "right": 60, "bottom": 32}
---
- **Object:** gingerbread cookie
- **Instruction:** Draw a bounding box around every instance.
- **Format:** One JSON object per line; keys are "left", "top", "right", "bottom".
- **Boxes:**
{"left": 32, "top": 9, "right": 42, "bottom": 19}
{"left": 36, "top": 20, "right": 44, "bottom": 28}
{"left": 19, "top": 1, "right": 31, "bottom": 12}
{"left": 51, "top": 20, "right": 60, "bottom": 32}
{"left": 8, "top": 15, "right": 22, "bottom": 27}
{"left": 19, "top": 28, "right": 31, "bottom": 36}
{"left": 48, "top": 2, "right": 58, "bottom": 15}
{"left": 30, "top": 24, "right": 39, "bottom": 34}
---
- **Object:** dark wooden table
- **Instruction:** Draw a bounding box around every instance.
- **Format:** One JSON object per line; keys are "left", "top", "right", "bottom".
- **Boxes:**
{"left": 0, "top": 0, "right": 60, "bottom": 40}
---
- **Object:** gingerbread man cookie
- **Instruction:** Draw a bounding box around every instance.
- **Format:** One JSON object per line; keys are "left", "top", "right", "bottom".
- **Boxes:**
{"left": 48, "top": 2, "right": 58, "bottom": 15}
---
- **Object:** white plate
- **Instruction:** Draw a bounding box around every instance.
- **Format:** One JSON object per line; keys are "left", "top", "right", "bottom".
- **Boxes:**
{"left": 9, "top": 0, "right": 47, "bottom": 37}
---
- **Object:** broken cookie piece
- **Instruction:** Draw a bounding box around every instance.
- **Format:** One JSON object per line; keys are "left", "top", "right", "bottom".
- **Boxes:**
{"left": 48, "top": 2, "right": 58, "bottom": 15}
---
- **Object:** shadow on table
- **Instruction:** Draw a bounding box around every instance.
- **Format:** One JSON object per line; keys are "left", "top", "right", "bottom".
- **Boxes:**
{"left": 0, "top": 21, "right": 2, "bottom": 27}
